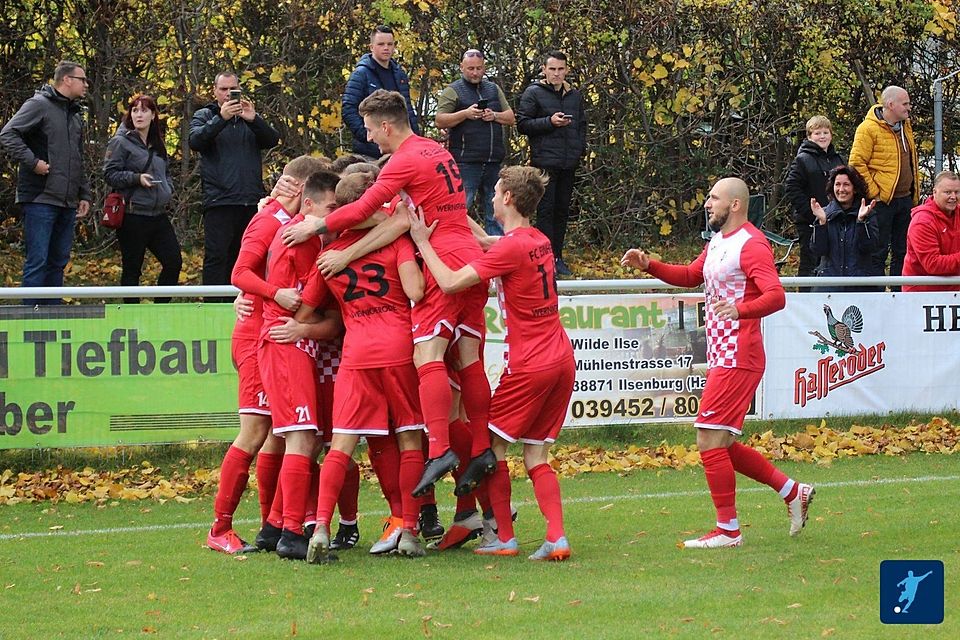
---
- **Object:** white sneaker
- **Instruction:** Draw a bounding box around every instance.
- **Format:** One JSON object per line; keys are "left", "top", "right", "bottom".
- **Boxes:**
{"left": 369, "top": 516, "right": 403, "bottom": 554}
{"left": 787, "top": 483, "right": 816, "bottom": 536}
{"left": 683, "top": 529, "right": 743, "bottom": 549}
{"left": 479, "top": 517, "right": 498, "bottom": 547}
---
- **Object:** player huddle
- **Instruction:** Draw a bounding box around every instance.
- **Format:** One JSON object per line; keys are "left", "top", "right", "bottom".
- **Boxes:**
{"left": 206, "top": 89, "right": 576, "bottom": 563}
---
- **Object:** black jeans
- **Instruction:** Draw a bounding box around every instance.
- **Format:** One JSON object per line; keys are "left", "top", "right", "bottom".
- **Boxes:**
{"left": 117, "top": 213, "right": 183, "bottom": 303}
{"left": 535, "top": 167, "right": 577, "bottom": 260}
{"left": 872, "top": 195, "right": 912, "bottom": 285}
{"left": 202, "top": 205, "right": 256, "bottom": 292}
{"left": 796, "top": 223, "right": 816, "bottom": 292}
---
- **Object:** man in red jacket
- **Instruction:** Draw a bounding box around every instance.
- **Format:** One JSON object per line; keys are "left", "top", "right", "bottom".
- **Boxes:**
{"left": 903, "top": 170, "right": 960, "bottom": 291}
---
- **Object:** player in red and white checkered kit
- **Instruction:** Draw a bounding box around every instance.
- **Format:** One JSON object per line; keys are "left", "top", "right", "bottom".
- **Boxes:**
{"left": 622, "top": 177, "right": 815, "bottom": 549}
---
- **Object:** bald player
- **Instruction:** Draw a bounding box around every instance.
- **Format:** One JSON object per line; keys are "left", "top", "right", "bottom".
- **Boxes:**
{"left": 621, "top": 177, "right": 814, "bottom": 549}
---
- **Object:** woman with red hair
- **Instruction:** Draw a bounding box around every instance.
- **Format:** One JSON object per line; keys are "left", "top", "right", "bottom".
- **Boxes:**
{"left": 103, "top": 94, "right": 182, "bottom": 302}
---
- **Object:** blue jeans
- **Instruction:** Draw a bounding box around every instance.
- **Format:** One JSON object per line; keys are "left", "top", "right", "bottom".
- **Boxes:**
{"left": 21, "top": 202, "right": 77, "bottom": 305}
{"left": 460, "top": 162, "right": 502, "bottom": 235}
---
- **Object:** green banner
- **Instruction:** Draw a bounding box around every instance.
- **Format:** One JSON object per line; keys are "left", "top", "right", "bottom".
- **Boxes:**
{"left": 0, "top": 304, "right": 238, "bottom": 449}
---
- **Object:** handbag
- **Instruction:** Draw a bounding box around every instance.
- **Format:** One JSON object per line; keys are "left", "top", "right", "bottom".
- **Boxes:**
{"left": 100, "top": 149, "right": 156, "bottom": 229}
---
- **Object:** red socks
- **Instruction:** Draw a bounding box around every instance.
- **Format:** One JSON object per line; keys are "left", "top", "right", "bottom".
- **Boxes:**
{"left": 255, "top": 451, "right": 283, "bottom": 526}
{"left": 315, "top": 449, "right": 351, "bottom": 528}
{"left": 337, "top": 458, "right": 360, "bottom": 523}
{"left": 417, "top": 361, "right": 452, "bottom": 458}
{"left": 529, "top": 463, "right": 565, "bottom": 543}
{"left": 458, "top": 361, "right": 491, "bottom": 457}
{"left": 487, "top": 460, "right": 514, "bottom": 542}
{"left": 212, "top": 446, "right": 253, "bottom": 535}
{"left": 700, "top": 447, "right": 738, "bottom": 533}
{"left": 399, "top": 449, "right": 425, "bottom": 530}
{"left": 727, "top": 442, "right": 797, "bottom": 501}
{"left": 368, "top": 435, "right": 402, "bottom": 518}
{"left": 303, "top": 460, "right": 320, "bottom": 526}
{"left": 279, "top": 453, "right": 312, "bottom": 535}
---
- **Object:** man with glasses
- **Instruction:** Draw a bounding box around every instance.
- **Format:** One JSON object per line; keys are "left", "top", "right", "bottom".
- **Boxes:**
{"left": 436, "top": 49, "right": 515, "bottom": 235}
{"left": 1, "top": 60, "right": 92, "bottom": 306}
{"left": 902, "top": 170, "right": 960, "bottom": 292}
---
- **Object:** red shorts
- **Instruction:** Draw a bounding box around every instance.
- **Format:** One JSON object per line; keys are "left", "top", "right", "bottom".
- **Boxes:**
{"left": 694, "top": 367, "right": 763, "bottom": 435}
{"left": 315, "top": 339, "right": 341, "bottom": 446}
{"left": 332, "top": 365, "right": 424, "bottom": 437}
{"left": 316, "top": 378, "right": 334, "bottom": 446}
{"left": 412, "top": 254, "right": 487, "bottom": 344}
{"left": 257, "top": 341, "right": 319, "bottom": 436}
{"left": 232, "top": 335, "right": 270, "bottom": 416}
{"left": 488, "top": 359, "right": 575, "bottom": 445}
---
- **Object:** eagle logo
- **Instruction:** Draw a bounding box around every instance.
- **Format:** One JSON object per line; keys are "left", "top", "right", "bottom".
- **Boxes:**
{"left": 809, "top": 304, "right": 863, "bottom": 355}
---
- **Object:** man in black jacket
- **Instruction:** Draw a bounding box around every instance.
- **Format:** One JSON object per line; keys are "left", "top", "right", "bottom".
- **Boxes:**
{"left": 189, "top": 72, "right": 280, "bottom": 289}
{"left": 1, "top": 60, "right": 92, "bottom": 305}
{"left": 517, "top": 51, "right": 587, "bottom": 276}
{"left": 783, "top": 115, "right": 844, "bottom": 287}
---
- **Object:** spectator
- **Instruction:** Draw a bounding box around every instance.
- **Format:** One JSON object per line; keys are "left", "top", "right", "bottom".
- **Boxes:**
{"left": 103, "top": 94, "right": 182, "bottom": 303}
{"left": 849, "top": 86, "right": 919, "bottom": 285}
{"left": 436, "top": 49, "right": 516, "bottom": 235}
{"left": 902, "top": 170, "right": 960, "bottom": 292}
{"left": 517, "top": 50, "right": 587, "bottom": 276}
{"left": 809, "top": 165, "right": 878, "bottom": 292}
{"left": 784, "top": 115, "right": 845, "bottom": 289}
{"left": 0, "top": 60, "right": 92, "bottom": 306}
{"left": 342, "top": 25, "right": 419, "bottom": 158}
{"left": 189, "top": 71, "right": 280, "bottom": 291}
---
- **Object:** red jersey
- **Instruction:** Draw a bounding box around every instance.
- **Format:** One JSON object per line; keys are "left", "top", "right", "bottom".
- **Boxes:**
{"left": 231, "top": 199, "right": 293, "bottom": 340}
{"left": 646, "top": 222, "right": 785, "bottom": 371}
{"left": 323, "top": 135, "right": 480, "bottom": 257}
{"left": 260, "top": 214, "right": 323, "bottom": 349}
{"left": 471, "top": 226, "right": 573, "bottom": 373}
{"left": 302, "top": 231, "right": 417, "bottom": 369}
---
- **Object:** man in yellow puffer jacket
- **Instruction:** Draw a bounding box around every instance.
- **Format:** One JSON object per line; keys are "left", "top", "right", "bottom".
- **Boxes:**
{"left": 849, "top": 86, "right": 920, "bottom": 286}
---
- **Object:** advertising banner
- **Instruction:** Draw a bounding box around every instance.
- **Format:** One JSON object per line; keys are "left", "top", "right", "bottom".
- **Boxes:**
{"left": 1, "top": 293, "right": 732, "bottom": 448}
{"left": 762, "top": 292, "right": 960, "bottom": 418}
{"left": 483, "top": 293, "right": 749, "bottom": 428}
{"left": 0, "top": 304, "right": 238, "bottom": 449}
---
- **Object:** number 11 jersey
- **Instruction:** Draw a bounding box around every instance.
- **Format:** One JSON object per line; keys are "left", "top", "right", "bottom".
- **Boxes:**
{"left": 471, "top": 226, "right": 573, "bottom": 374}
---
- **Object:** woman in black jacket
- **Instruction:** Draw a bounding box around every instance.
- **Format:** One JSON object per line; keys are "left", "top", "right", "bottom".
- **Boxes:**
{"left": 809, "top": 165, "right": 878, "bottom": 292}
{"left": 104, "top": 94, "right": 182, "bottom": 302}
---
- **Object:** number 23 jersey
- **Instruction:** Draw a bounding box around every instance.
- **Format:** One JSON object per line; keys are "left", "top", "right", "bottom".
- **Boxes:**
{"left": 301, "top": 230, "right": 417, "bottom": 369}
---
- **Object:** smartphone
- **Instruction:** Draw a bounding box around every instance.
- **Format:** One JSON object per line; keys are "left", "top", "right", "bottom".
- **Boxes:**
{"left": 229, "top": 89, "right": 242, "bottom": 101}
{"left": 562, "top": 113, "right": 574, "bottom": 120}
{"left": 476, "top": 99, "right": 489, "bottom": 110}
{"left": 148, "top": 178, "right": 163, "bottom": 185}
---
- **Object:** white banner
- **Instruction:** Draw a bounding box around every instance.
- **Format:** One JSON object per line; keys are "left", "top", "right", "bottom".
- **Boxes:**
{"left": 483, "top": 294, "right": 760, "bottom": 427}
{"left": 762, "top": 292, "right": 960, "bottom": 418}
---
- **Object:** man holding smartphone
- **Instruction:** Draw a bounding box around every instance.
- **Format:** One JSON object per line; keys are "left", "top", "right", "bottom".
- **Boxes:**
{"left": 517, "top": 50, "right": 587, "bottom": 276}
{"left": 436, "top": 48, "right": 516, "bottom": 235}
{"left": 189, "top": 71, "right": 280, "bottom": 294}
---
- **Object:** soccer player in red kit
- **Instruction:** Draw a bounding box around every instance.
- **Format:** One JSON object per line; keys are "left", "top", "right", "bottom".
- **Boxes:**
{"left": 206, "top": 155, "right": 327, "bottom": 555}
{"left": 408, "top": 166, "right": 575, "bottom": 561}
{"left": 294, "top": 195, "right": 427, "bottom": 564}
{"left": 282, "top": 89, "right": 495, "bottom": 497}
{"left": 621, "top": 177, "right": 815, "bottom": 548}
{"left": 258, "top": 170, "right": 340, "bottom": 559}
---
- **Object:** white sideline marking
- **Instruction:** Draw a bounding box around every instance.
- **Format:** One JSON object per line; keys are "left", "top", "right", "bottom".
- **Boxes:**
{"left": 1, "top": 473, "right": 957, "bottom": 542}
